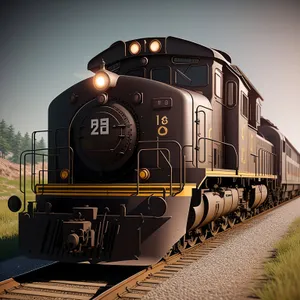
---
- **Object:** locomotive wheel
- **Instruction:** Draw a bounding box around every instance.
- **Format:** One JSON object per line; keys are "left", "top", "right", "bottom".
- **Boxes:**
{"left": 220, "top": 216, "right": 228, "bottom": 231}
{"left": 176, "top": 236, "right": 187, "bottom": 253}
{"left": 196, "top": 227, "right": 207, "bottom": 243}
{"left": 228, "top": 217, "right": 235, "bottom": 228}
{"left": 187, "top": 235, "right": 198, "bottom": 247}
{"left": 209, "top": 221, "right": 219, "bottom": 236}
{"left": 235, "top": 210, "right": 246, "bottom": 223}
{"left": 239, "top": 212, "right": 247, "bottom": 223}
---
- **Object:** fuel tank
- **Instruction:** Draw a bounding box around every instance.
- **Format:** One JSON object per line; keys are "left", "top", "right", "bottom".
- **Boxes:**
{"left": 249, "top": 185, "right": 268, "bottom": 209}
{"left": 188, "top": 188, "right": 239, "bottom": 230}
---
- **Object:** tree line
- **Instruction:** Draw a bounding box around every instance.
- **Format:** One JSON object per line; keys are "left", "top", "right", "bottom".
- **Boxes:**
{"left": 0, "top": 119, "right": 46, "bottom": 164}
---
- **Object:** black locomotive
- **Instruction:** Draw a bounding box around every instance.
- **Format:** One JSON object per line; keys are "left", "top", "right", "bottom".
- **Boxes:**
{"left": 8, "top": 36, "right": 300, "bottom": 266}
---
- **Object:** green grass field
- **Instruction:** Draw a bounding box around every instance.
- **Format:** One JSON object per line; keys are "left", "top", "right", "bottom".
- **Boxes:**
{"left": 0, "top": 176, "right": 35, "bottom": 261}
{"left": 254, "top": 217, "right": 300, "bottom": 300}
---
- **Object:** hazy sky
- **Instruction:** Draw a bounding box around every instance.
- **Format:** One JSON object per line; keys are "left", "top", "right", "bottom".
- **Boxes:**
{"left": 0, "top": 0, "right": 299, "bottom": 150}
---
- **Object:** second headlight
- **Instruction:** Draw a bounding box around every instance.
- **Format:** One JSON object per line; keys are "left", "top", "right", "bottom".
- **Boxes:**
{"left": 93, "top": 71, "right": 110, "bottom": 92}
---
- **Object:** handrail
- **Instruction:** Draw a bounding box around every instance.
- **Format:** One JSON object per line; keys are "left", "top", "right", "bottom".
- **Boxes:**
{"left": 31, "top": 130, "right": 51, "bottom": 195}
{"left": 31, "top": 152, "right": 47, "bottom": 192}
{"left": 137, "top": 148, "right": 172, "bottom": 195}
{"left": 195, "top": 104, "right": 212, "bottom": 164}
{"left": 31, "top": 128, "right": 71, "bottom": 190}
{"left": 197, "top": 137, "right": 239, "bottom": 174}
{"left": 20, "top": 146, "right": 74, "bottom": 212}
{"left": 137, "top": 139, "right": 184, "bottom": 195}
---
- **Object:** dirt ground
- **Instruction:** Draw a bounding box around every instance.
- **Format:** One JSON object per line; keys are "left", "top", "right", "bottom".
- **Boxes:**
{"left": 0, "top": 158, "right": 47, "bottom": 180}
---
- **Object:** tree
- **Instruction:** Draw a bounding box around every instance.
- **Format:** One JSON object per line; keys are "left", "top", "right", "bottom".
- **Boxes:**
{"left": 6, "top": 124, "right": 15, "bottom": 153}
{"left": 0, "top": 119, "right": 10, "bottom": 157}
{"left": 0, "top": 135, "right": 10, "bottom": 158}
{"left": 35, "top": 137, "right": 47, "bottom": 163}
{"left": 21, "top": 132, "right": 32, "bottom": 163}
{"left": 11, "top": 131, "right": 23, "bottom": 163}
{"left": 0, "top": 119, "right": 7, "bottom": 137}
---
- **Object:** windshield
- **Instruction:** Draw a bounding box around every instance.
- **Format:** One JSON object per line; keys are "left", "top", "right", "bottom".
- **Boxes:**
{"left": 175, "top": 65, "right": 208, "bottom": 87}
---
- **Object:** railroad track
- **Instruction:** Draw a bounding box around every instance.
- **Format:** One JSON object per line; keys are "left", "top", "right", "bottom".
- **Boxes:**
{"left": 0, "top": 263, "right": 142, "bottom": 300}
{"left": 0, "top": 277, "right": 106, "bottom": 300}
{"left": 0, "top": 196, "right": 297, "bottom": 300}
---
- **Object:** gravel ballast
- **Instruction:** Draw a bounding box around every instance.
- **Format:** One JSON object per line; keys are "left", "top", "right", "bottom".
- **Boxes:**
{"left": 143, "top": 197, "right": 300, "bottom": 300}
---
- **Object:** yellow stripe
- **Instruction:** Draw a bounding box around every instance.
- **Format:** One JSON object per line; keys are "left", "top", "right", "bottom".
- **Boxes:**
{"left": 36, "top": 183, "right": 184, "bottom": 189}
{"left": 205, "top": 168, "right": 277, "bottom": 179}
{"left": 35, "top": 183, "right": 195, "bottom": 197}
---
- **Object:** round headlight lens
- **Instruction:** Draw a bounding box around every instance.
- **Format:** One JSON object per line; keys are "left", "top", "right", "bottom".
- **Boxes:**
{"left": 149, "top": 40, "right": 162, "bottom": 53}
{"left": 129, "top": 41, "right": 141, "bottom": 55}
{"left": 93, "top": 71, "right": 110, "bottom": 91}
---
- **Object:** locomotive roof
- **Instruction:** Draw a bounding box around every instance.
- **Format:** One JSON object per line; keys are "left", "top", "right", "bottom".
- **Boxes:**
{"left": 230, "top": 65, "right": 264, "bottom": 101}
{"left": 87, "top": 36, "right": 264, "bottom": 100}
{"left": 87, "top": 36, "right": 231, "bottom": 72}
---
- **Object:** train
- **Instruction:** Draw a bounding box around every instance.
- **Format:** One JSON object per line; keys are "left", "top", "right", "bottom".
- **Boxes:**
{"left": 8, "top": 36, "right": 300, "bottom": 266}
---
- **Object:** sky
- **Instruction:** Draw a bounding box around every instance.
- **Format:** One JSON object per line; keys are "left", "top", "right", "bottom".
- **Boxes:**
{"left": 0, "top": 0, "right": 299, "bottom": 150}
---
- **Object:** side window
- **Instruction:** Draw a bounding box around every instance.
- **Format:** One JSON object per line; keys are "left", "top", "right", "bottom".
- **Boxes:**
{"left": 225, "top": 81, "right": 237, "bottom": 107}
{"left": 242, "top": 93, "right": 249, "bottom": 119}
{"left": 214, "top": 69, "right": 223, "bottom": 98}
{"left": 256, "top": 98, "right": 261, "bottom": 125}
{"left": 283, "top": 141, "right": 286, "bottom": 152}
{"left": 150, "top": 67, "right": 171, "bottom": 84}
{"left": 126, "top": 68, "right": 145, "bottom": 77}
{"left": 256, "top": 104, "right": 261, "bottom": 124}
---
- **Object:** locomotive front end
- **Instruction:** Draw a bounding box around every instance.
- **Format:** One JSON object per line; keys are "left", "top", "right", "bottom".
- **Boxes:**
{"left": 14, "top": 61, "right": 200, "bottom": 266}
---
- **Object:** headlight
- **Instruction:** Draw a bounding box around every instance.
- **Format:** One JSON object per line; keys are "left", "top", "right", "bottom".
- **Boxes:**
{"left": 93, "top": 71, "right": 110, "bottom": 91}
{"left": 149, "top": 39, "right": 162, "bottom": 53}
{"left": 129, "top": 41, "right": 141, "bottom": 55}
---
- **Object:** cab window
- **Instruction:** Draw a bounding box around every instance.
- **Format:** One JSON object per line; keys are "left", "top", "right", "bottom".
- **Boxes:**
{"left": 226, "top": 81, "right": 237, "bottom": 107}
{"left": 256, "top": 102, "right": 261, "bottom": 125}
{"left": 242, "top": 93, "right": 249, "bottom": 119}
{"left": 214, "top": 69, "right": 223, "bottom": 98}
{"left": 151, "top": 67, "right": 171, "bottom": 84}
{"left": 175, "top": 65, "right": 208, "bottom": 87}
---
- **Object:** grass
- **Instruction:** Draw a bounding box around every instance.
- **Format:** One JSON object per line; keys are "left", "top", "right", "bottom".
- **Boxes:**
{"left": 0, "top": 176, "right": 36, "bottom": 261}
{"left": 254, "top": 217, "right": 300, "bottom": 300}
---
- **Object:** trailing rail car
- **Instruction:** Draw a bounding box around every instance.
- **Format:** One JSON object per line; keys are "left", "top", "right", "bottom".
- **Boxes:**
{"left": 8, "top": 36, "right": 300, "bottom": 266}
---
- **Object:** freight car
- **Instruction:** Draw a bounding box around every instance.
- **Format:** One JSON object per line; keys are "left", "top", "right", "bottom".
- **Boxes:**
{"left": 8, "top": 36, "right": 300, "bottom": 266}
